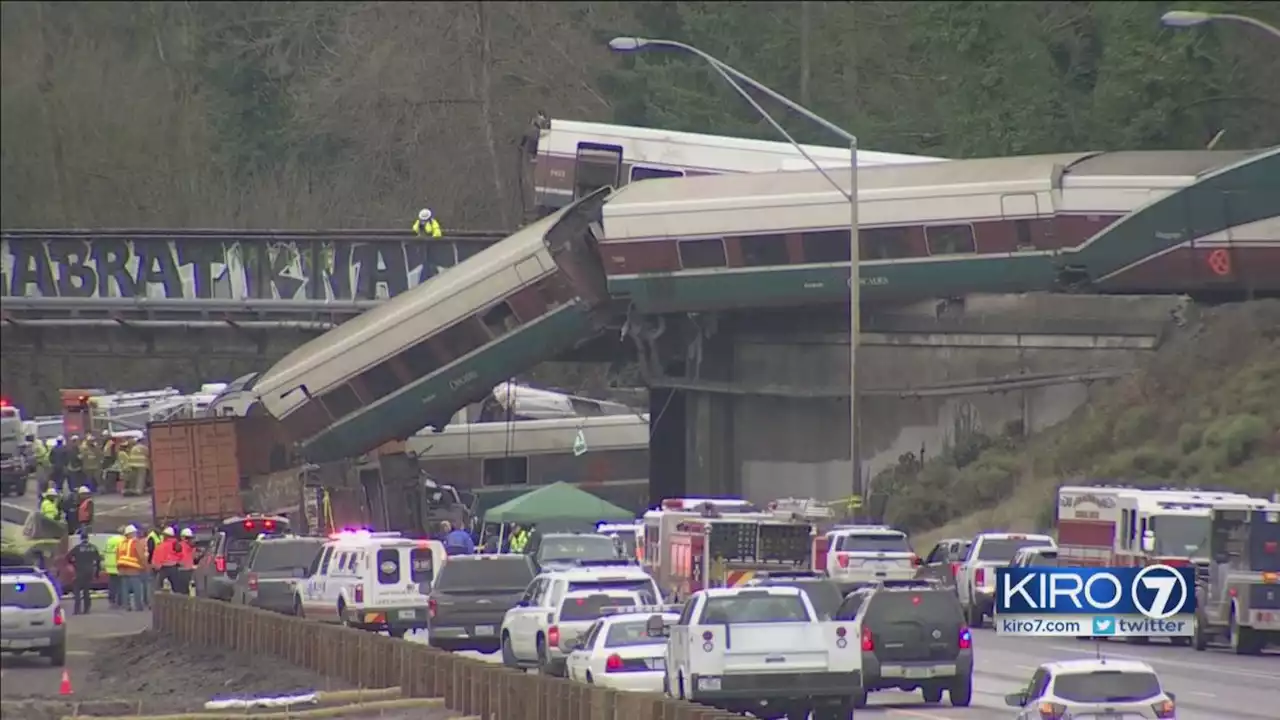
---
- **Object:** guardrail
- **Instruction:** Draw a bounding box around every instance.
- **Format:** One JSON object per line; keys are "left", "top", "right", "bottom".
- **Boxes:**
{"left": 153, "top": 594, "right": 746, "bottom": 720}
{"left": 1, "top": 228, "right": 512, "bottom": 240}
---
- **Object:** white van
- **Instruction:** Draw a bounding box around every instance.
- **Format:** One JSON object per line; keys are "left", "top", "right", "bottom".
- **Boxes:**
{"left": 293, "top": 531, "right": 447, "bottom": 637}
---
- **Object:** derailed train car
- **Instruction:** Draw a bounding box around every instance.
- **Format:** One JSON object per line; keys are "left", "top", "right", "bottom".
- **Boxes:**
{"left": 251, "top": 189, "right": 613, "bottom": 463}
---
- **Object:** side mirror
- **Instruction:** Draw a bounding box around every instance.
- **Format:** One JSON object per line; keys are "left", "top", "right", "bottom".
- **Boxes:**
{"left": 645, "top": 614, "right": 669, "bottom": 638}
{"left": 1004, "top": 692, "right": 1027, "bottom": 707}
{"left": 1140, "top": 530, "right": 1156, "bottom": 554}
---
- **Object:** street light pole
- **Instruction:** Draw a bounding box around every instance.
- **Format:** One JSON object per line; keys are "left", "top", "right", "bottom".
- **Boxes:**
{"left": 609, "top": 36, "right": 864, "bottom": 503}
{"left": 1161, "top": 10, "right": 1280, "bottom": 39}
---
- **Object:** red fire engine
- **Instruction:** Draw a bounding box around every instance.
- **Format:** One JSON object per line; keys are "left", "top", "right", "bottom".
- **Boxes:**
{"left": 665, "top": 512, "right": 814, "bottom": 601}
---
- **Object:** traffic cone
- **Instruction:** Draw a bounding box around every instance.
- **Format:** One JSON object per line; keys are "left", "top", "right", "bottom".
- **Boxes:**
{"left": 59, "top": 669, "right": 73, "bottom": 696}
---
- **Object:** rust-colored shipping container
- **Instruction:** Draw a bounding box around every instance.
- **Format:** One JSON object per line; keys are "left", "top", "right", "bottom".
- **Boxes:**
{"left": 148, "top": 416, "right": 279, "bottom": 528}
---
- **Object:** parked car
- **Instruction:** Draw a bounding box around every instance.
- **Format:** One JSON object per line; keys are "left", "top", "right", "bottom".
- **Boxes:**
{"left": 230, "top": 536, "right": 326, "bottom": 614}
{"left": 427, "top": 554, "right": 536, "bottom": 652}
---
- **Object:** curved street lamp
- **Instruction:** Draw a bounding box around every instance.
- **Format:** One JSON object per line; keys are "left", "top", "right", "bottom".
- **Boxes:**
{"left": 608, "top": 36, "right": 868, "bottom": 503}
{"left": 1160, "top": 10, "right": 1280, "bottom": 39}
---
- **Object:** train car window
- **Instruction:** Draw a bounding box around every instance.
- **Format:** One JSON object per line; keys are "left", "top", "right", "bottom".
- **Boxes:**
{"left": 739, "top": 234, "right": 790, "bottom": 267}
{"left": 861, "top": 227, "right": 911, "bottom": 259}
{"left": 482, "top": 456, "right": 529, "bottom": 486}
{"left": 433, "top": 320, "right": 489, "bottom": 362}
{"left": 400, "top": 338, "right": 440, "bottom": 377}
{"left": 358, "top": 361, "right": 402, "bottom": 402}
{"left": 320, "top": 384, "right": 362, "bottom": 420}
{"left": 678, "top": 239, "right": 726, "bottom": 269}
{"left": 574, "top": 143, "right": 622, "bottom": 199}
{"left": 1015, "top": 219, "right": 1035, "bottom": 249}
{"left": 801, "top": 230, "right": 851, "bottom": 263}
{"left": 925, "top": 224, "right": 977, "bottom": 255}
{"left": 480, "top": 302, "right": 519, "bottom": 338}
{"left": 631, "top": 166, "right": 684, "bottom": 182}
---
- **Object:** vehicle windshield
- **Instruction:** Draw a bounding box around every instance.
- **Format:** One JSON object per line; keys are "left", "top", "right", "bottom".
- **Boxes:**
{"left": 864, "top": 590, "right": 963, "bottom": 626}
{"left": 977, "top": 538, "right": 1053, "bottom": 563}
{"left": 567, "top": 578, "right": 659, "bottom": 604}
{"left": 1150, "top": 514, "right": 1212, "bottom": 558}
{"left": 835, "top": 533, "right": 911, "bottom": 553}
{"left": 558, "top": 594, "right": 636, "bottom": 622}
{"left": 700, "top": 593, "right": 811, "bottom": 623}
{"left": 1053, "top": 670, "right": 1162, "bottom": 703}
{"left": 538, "top": 536, "right": 620, "bottom": 563}
{"left": 1, "top": 579, "right": 55, "bottom": 608}
{"left": 604, "top": 532, "right": 638, "bottom": 560}
{"left": 754, "top": 580, "right": 844, "bottom": 619}
{"left": 250, "top": 540, "right": 324, "bottom": 572}
{"left": 605, "top": 618, "right": 673, "bottom": 648}
{"left": 433, "top": 556, "right": 534, "bottom": 592}
{"left": 1019, "top": 550, "right": 1060, "bottom": 567}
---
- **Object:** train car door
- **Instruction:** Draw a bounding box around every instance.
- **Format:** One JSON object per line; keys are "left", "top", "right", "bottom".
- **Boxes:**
{"left": 573, "top": 143, "right": 622, "bottom": 200}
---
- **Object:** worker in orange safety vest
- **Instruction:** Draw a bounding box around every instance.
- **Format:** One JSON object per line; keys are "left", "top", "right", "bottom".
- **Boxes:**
{"left": 115, "top": 525, "right": 147, "bottom": 612}
{"left": 174, "top": 528, "right": 197, "bottom": 596}
{"left": 151, "top": 527, "right": 180, "bottom": 592}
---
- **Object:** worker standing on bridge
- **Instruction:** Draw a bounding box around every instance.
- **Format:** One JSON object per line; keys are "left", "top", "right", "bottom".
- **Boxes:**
{"left": 412, "top": 208, "right": 443, "bottom": 239}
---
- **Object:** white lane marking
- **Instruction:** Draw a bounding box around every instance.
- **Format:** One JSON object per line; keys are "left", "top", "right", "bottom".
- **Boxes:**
{"left": 1188, "top": 691, "right": 1217, "bottom": 698}
{"left": 1047, "top": 645, "right": 1280, "bottom": 681}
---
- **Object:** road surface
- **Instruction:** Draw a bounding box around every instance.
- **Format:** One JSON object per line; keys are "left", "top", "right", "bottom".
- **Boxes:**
{"left": 0, "top": 604, "right": 151, "bottom": 696}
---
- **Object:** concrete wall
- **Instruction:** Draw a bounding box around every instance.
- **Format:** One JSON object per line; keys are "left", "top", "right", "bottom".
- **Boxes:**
{"left": 678, "top": 293, "right": 1187, "bottom": 505}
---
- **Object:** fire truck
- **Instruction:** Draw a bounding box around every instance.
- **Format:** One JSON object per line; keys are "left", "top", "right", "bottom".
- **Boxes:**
{"left": 1193, "top": 499, "right": 1280, "bottom": 655}
{"left": 1056, "top": 486, "right": 1258, "bottom": 568}
{"left": 663, "top": 510, "right": 815, "bottom": 601}
{"left": 640, "top": 497, "right": 760, "bottom": 582}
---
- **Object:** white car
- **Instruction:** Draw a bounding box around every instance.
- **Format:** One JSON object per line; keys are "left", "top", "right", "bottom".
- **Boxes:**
{"left": 957, "top": 532, "right": 1055, "bottom": 628}
{"left": 825, "top": 526, "right": 918, "bottom": 586}
{"left": 1004, "top": 658, "right": 1176, "bottom": 719}
{"left": 503, "top": 587, "right": 644, "bottom": 675}
{"left": 564, "top": 606, "right": 679, "bottom": 692}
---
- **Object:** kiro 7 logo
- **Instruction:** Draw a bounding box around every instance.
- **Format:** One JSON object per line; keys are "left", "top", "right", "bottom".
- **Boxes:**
{"left": 997, "top": 564, "right": 1194, "bottom": 620}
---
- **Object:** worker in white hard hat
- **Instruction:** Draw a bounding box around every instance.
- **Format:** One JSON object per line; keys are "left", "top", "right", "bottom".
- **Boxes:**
{"left": 412, "top": 207, "right": 443, "bottom": 239}
{"left": 76, "top": 485, "right": 95, "bottom": 532}
{"left": 175, "top": 528, "right": 197, "bottom": 595}
{"left": 39, "top": 487, "right": 61, "bottom": 522}
{"left": 116, "top": 524, "right": 147, "bottom": 611}
{"left": 153, "top": 527, "right": 181, "bottom": 592}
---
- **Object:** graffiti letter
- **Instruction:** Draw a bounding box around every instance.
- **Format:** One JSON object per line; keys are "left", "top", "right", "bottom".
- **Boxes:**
{"left": 91, "top": 238, "right": 141, "bottom": 297}
{"left": 324, "top": 242, "right": 353, "bottom": 300}
{"left": 266, "top": 243, "right": 304, "bottom": 300}
{"left": 7, "top": 241, "right": 57, "bottom": 296}
{"left": 404, "top": 243, "right": 429, "bottom": 288}
{"left": 47, "top": 239, "right": 97, "bottom": 297}
{"left": 135, "top": 239, "right": 184, "bottom": 298}
{"left": 174, "top": 239, "right": 221, "bottom": 299}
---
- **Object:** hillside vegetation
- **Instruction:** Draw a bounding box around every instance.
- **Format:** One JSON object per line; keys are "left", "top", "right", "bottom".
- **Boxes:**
{"left": 3, "top": 2, "right": 1279, "bottom": 229}
{"left": 870, "top": 301, "right": 1280, "bottom": 547}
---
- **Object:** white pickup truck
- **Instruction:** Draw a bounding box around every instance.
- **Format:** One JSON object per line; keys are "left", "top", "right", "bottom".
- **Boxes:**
{"left": 661, "top": 586, "right": 861, "bottom": 720}
{"left": 956, "top": 532, "right": 1056, "bottom": 628}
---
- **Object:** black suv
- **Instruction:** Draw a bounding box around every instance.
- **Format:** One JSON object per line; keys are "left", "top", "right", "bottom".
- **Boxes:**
{"left": 834, "top": 579, "right": 973, "bottom": 708}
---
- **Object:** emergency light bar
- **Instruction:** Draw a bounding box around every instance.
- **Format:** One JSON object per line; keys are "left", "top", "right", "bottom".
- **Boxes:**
{"left": 601, "top": 604, "right": 681, "bottom": 616}
{"left": 328, "top": 530, "right": 403, "bottom": 540}
{"left": 564, "top": 558, "right": 639, "bottom": 568}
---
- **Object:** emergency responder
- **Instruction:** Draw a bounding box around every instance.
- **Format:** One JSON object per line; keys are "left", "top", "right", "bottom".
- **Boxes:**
{"left": 66, "top": 436, "right": 84, "bottom": 489}
{"left": 49, "top": 437, "right": 68, "bottom": 492}
{"left": 443, "top": 521, "right": 475, "bottom": 555}
{"left": 67, "top": 530, "right": 103, "bottom": 615}
{"left": 61, "top": 485, "right": 80, "bottom": 535}
{"left": 79, "top": 434, "right": 102, "bottom": 493}
{"left": 103, "top": 527, "right": 123, "bottom": 607}
{"left": 125, "top": 440, "right": 149, "bottom": 496}
{"left": 76, "top": 486, "right": 95, "bottom": 533}
{"left": 33, "top": 434, "right": 50, "bottom": 488}
{"left": 412, "top": 208, "right": 443, "bottom": 238}
{"left": 509, "top": 525, "right": 530, "bottom": 553}
{"left": 145, "top": 525, "right": 164, "bottom": 605}
{"left": 115, "top": 525, "right": 146, "bottom": 611}
{"left": 175, "top": 528, "right": 197, "bottom": 595}
{"left": 105, "top": 439, "right": 126, "bottom": 495}
{"left": 39, "top": 487, "right": 61, "bottom": 522}
{"left": 152, "top": 526, "right": 179, "bottom": 591}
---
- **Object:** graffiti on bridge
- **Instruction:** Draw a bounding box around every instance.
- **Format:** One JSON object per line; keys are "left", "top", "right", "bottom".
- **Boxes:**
{"left": 1, "top": 237, "right": 481, "bottom": 300}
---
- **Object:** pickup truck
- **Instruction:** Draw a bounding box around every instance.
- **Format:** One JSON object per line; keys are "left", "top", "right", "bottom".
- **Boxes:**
{"left": 662, "top": 586, "right": 862, "bottom": 720}
{"left": 956, "top": 532, "right": 1056, "bottom": 628}
{"left": 427, "top": 554, "right": 536, "bottom": 652}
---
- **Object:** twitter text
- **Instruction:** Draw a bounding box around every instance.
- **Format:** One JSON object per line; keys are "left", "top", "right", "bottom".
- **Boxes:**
{"left": 995, "top": 613, "right": 1193, "bottom": 637}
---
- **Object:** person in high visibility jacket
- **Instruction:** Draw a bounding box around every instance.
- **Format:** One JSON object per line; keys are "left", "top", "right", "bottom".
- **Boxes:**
{"left": 103, "top": 528, "right": 124, "bottom": 608}
{"left": 79, "top": 437, "right": 102, "bottom": 493}
{"left": 115, "top": 525, "right": 147, "bottom": 611}
{"left": 105, "top": 443, "right": 126, "bottom": 495}
{"left": 39, "top": 488, "right": 61, "bottom": 522}
{"left": 144, "top": 525, "right": 164, "bottom": 606}
{"left": 412, "top": 208, "right": 443, "bottom": 238}
{"left": 125, "top": 442, "right": 148, "bottom": 496}
{"left": 509, "top": 525, "right": 530, "bottom": 553}
{"left": 175, "top": 528, "right": 197, "bottom": 595}
{"left": 33, "top": 436, "right": 50, "bottom": 485}
{"left": 152, "top": 526, "right": 180, "bottom": 591}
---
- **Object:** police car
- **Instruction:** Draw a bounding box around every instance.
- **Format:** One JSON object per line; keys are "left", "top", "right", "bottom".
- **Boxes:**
{"left": 292, "top": 530, "right": 446, "bottom": 637}
{"left": 0, "top": 565, "right": 67, "bottom": 665}
{"left": 825, "top": 525, "right": 919, "bottom": 586}
{"left": 500, "top": 561, "right": 660, "bottom": 676}
{"left": 564, "top": 605, "right": 679, "bottom": 692}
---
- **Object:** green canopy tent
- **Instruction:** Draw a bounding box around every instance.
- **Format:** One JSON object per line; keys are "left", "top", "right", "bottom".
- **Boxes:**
{"left": 483, "top": 482, "right": 635, "bottom": 528}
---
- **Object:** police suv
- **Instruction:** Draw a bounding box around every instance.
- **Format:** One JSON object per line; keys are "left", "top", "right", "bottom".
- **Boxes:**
{"left": 0, "top": 565, "right": 66, "bottom": 665}
{"left": 824, "top": 525, "right": 919, "bottom": 587}
{"left": 662, "top": 586, "right": 862, "bottom": 720}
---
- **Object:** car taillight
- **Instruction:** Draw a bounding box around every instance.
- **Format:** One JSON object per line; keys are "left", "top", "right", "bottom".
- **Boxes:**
{"left": 428, "top": 598, "right": 437, "bottom": 618}
{"left": 214, "top": 556, "right": 226, "bottom": 573}
{"left": 353, "top": 583, "right": 364, "bottom": 603}
{"left": 958, "top": 626, "right": 971, "bottom": 649}
{"left": 547, "top": 626, "right": 560, "bottom": 647}
{"left": 247, "top": 573, "right": 258, "bottom": 591}
{"left": 1152, "top": 700, "right": 1175, "bottom": 718}
{"left": 1037, "top": 702, "right": 1067, "bottom": 719}
{"left": 53, "top": 606, "right": 64, "bottom": 626}
{"left": 950, "top": 562, "right": 960, "bottom": 578}
{"left": 605, "top": 653, "right": 623, "bottom": 672}
{"left": 836, "top": 553, "right": 849, "bottom": 569}
{"left": 975, "top": 568, "right": 985, "bottom": 585}
{"left": 911, "top": 554, "right": 921, "bottom": 567}
{"left": 860, "top": 627, "right": 874, "bottom": 651}
{"left": 264, "top": 519, "right": 275, "bottom": 531}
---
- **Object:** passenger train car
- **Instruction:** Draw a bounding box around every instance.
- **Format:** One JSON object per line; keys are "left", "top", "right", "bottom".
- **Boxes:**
{"left": 250, "top": 189, "right": 615, "bottom": 463}
{"left": 405, "top": 414, "right": 650, "bottom": 513}
{"left": 596, "top": 147, "right": 1279, "bottom": 312}
{"left": 529, "top": 119, "right": 946, "bottom": 218}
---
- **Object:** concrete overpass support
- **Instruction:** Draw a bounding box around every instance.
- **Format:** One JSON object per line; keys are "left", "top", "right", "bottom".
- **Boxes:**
{"left": 649, "top": 294, "right": 1187, "bottom": 506}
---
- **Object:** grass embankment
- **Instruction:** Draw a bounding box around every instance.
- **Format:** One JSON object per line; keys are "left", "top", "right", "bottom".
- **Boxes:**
{"left": 866, "top": 300, "right": 1280, "bottom": 550}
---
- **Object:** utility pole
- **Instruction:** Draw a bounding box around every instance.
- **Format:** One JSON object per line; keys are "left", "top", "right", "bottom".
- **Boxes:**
{"left": 799, "top": 1, "right": 812, "bottom": 106}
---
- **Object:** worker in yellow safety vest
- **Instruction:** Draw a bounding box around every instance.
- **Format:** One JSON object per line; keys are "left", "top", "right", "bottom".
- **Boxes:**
{"left": 125, "top": 442, "right": 149, "bottom": 497}
{"left": 103, "top": 527, "right": 124, "bottom": 608}
{"left": 39, "top": 488, "right": 61, "bottom": 522}
{"left": 412, "top": 208, "right": 443, "bottom": 238}
{"left": 79, "top": 435, "right": 102, "bottom": 492}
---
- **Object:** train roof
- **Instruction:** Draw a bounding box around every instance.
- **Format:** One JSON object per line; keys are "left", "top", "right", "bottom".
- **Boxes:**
{"left": 1066, "top": 149, "right": 1258, "bottom": 177}
{"left": 546, "top": 119, "right": 947, "bottom": 169}
{"left": 406, "top": 413, "right": 649, "bottom": 458}
{"left": 254, "top": 209, "right": 564, "bottom": 399}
